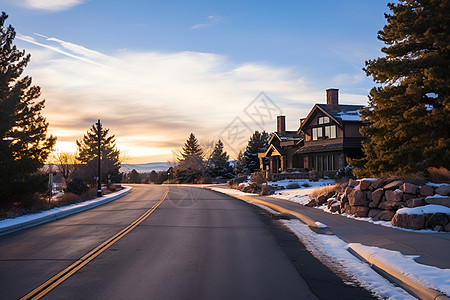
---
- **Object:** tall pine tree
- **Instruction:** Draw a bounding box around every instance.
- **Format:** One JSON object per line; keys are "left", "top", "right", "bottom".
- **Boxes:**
{"left": 176, "top": 133, "right": 204, "bottom": 183}
{"left": 351, "top": 0, "right": 450, "bottom": 176}
{"left": 0, "top": 12, "right": 56, "bottom": 205}
{"left": 75, "top": 122, "right": 121, "bottom": 183}
{"left": 179, "top": 132, "right": 203, "bottom": 159}
{"left": 206, "top": 140, "right": 234, "bottom": 179}
{"left": 244, "top": 131, "right": 269, "bottom": 173}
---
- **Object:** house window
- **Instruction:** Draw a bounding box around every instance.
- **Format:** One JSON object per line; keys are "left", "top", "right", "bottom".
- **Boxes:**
{"left": 318, "top": 116, "right": 330, "bottom": 124}
{"left": 312, "top": 125, "right": 336, "bottom": 140}
{"left": 324, "top": 125, "right": 336, "bottom": 139}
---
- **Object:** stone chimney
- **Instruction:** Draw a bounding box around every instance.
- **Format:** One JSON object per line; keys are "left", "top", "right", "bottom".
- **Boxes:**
{"left": 326, "top": 88, "right": 339, "bottom": 111}
{"left": 277, "top": 116, "right": 286, "bottom": 133}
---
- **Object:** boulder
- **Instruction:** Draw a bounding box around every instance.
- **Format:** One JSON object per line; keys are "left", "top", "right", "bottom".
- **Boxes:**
{"left": 435, "top": 185, "right": 450, "bottom": 196}
{"left": 425, "top": 196, "right": 450, "bottom": 208}
{"left": 391, "top": 213, "right": 425, "bottom": 230}
{"left": 305, "top": 199, "right": 316, "bottom": 207}
{"left": 348, "top": 179, "right": 360, "bottom": 188}
{"left": 445, "top": 223, "right": 450, "bottom": 232}
{"left": 353, "top": 206, "right": 370, "bottom": 217}
{"left": 368, "top": 209, "right": 382, "bottom": 220}
{"left": 378, "top": 210, "right": 396, "bottom": 221}
{"left": 425, "top": 213, "right": 449, "bottom": 229}
{"left": 357, "top": 179, "right": 372, "bottom": 191}
{"left": 340, "top": 182, "right": 349, "bottom": 189}
{"left": 406, "top": 198, "right": 426, "bottom": 208}
{"left": 384, "top": 180, "right": 403, "bottom": 190}
{"left": 316, "top": 195, "right": 328, "bottom": 206}
{"left": 327, "top": 198, "right": 337, "bottom": 209}
{"left": 341, "top": 187, "right": 354, "bottom": 204}
{"left": 348, "top": 190, "right": 368, "bottom": 206}
{"left": 385, "top": 189, "right": 403, "bottom": 202}
{"left": 368, "top": 201, "right": 378, "bottom": 208}
{"left": 403, "top": 193, "right": 418, "bottom": 201}
{"left": 419, "top": 185, "right": 434, "bottom": 197}
{"left": 433, "top": 225, "right": 443, "bottom": 232}
{"left": 378, "top": 201, "right": 397, "bottom": 210}
{"left": 371, "top": 188, "right": 384, "bottom": 205}
{"left": 330, "top": 202, "right": 340, "bottom": 213}
{"left": 400, "top": 183, "right": 417, "bottom": 195}
{"left": 370, "top": 179, "right": 386, "bottom": 190}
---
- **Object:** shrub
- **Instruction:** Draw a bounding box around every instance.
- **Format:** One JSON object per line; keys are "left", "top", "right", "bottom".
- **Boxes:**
{"left": 309, "top": 184, "right": 340, "bottom": 200}
{"left": 286, "top": 183, "right": 300, "bottom": 189}
{"left": 427, "top": 167, "right": 450, "bottom": 183}
{"left": 65, "top": 178, "right": 89, "bottom": 195}
{"left": 251, "top": 171, "right": 266, "bottom": 185}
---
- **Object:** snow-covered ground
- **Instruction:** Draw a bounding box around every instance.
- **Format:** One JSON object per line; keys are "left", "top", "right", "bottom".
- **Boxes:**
{"left": 285, "top": 220, "right": 449, "bottom": 299}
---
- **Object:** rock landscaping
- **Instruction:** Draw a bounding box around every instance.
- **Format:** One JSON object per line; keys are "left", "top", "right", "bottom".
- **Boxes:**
{"left": 308, "top": 178, "right": 450, "bottom": 231}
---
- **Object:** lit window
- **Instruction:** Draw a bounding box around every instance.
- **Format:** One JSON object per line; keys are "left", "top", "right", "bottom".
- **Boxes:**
{"left": 319, "top": 116, "right": 330, "bottom": 124}
{"left": 324, "top": 125, "right": 336, "bottom": 139}
{"left": 312, "top": 128, "right": 318, "bottom": 140}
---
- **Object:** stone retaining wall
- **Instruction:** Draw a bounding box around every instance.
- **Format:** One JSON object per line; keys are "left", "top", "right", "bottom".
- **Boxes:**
{"left": 308, "top": 178, "right": 450, "bottom": 231}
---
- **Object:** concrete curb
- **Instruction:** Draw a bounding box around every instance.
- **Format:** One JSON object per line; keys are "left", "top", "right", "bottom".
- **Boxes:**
{"left": 0, "top": 186, "right": 132, "bottom": 236}
{"left": 347, "top": 244, "right": 449, "bottom": 300}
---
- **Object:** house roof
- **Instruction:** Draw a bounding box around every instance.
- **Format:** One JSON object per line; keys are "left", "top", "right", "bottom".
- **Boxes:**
{"left": 298, "top": 103, "right": 364, "bottom": 133}
{"left": 268, "top": 131, "right": 303, "bottom": 144}
{"left": 261, "top": 143, "right": 286, "bottom": 157}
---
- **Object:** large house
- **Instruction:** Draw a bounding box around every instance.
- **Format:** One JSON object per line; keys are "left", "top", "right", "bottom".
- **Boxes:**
{"left": 259, "top": 88, "right": 365, "bottom": 178}
{"left": 258, "top": 116, "right": 304, "bottom": 173}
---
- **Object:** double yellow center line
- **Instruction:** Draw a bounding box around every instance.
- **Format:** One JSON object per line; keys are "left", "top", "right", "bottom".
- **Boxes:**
{"left": 21, "top": 187, "right": 169, "bottom": 300}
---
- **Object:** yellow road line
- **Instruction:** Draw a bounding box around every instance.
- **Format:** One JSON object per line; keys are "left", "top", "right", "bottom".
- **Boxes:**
{"left": 21, "top": 187, "right": 169, "bottom": 300}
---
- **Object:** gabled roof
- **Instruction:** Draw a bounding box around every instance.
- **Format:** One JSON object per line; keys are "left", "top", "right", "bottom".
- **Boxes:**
{"left": 297, "top": 104, "right": 364, "bottom": 133}
{"left": 268, "top": 131, "right": 303, "bottom": 145}
{"left": 261, "top": 143, "right": 286, "bottom": 157}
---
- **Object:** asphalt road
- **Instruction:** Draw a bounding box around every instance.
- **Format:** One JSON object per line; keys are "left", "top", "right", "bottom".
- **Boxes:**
{"left": 0, "top": 185, "right": 375, "bottom": 300}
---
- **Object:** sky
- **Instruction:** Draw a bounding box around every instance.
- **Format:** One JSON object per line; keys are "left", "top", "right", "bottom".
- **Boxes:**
{"left": 1, "top": 0, "right": 391, "bottom": 163}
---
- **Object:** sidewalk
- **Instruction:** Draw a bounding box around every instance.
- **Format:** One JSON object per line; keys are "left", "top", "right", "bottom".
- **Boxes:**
{"left": 256, "top": 194, "right": 450, "bottom": 269}
{"left": 210, "top": 186, "right": 450, "bottom": 300}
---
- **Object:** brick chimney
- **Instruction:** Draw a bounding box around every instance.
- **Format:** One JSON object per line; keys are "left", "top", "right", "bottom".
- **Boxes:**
{"left": 326, "top": 88, "right": 339, "bottom": 111}
{"left": 277, "top": 116, "right": 286, "bottom": 133}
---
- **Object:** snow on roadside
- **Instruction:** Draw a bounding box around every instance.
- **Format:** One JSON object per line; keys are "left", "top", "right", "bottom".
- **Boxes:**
{"left": 348, "top": 243, "right": 450, "bottom": 297}
{"left": 271, "top": 179, "right": 334, "bottom": 205}
{"left": 0, "top": 186, "right": 131, "bottom": 229}
{"left": 284, "top": 220, "right": 416, "bottom": 300}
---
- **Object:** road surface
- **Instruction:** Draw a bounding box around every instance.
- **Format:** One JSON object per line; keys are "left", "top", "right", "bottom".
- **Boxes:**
{"left": 0, "top": 185, "right": 374, "bottom": 299}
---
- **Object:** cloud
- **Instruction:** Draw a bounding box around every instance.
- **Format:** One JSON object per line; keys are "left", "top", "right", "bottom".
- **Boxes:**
{"left": 18, "top": 0, "right": 85, "bottom": 11}
{"left": 191, "top": 15, "right": 224, "bottom": 30}
{"left": 17, "top": 35, "right": 368, "bottom": 163}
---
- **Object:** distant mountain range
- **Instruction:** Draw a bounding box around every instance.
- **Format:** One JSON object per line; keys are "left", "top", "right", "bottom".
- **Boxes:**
{"left": 120, "top": 162, "right": 172, "bottom": 173}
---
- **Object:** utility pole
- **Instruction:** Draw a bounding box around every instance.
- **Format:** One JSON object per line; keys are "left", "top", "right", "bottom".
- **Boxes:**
{"left": 97, "top": 119, "right": 102, "bottom": 197}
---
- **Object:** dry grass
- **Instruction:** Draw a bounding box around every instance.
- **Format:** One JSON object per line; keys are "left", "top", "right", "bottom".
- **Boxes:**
{"left": 427, "top": 167, "right": 450, "bottom": 183}
{"left": 251, "top": 171, "right": 267, "bottom": 185}
{"left": 309, "top": 184, "right": 341, "bottom": 199}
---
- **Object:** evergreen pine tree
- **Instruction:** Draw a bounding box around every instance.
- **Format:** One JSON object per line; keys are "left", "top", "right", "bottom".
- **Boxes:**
{"left": 244, "top": 131, "right": 269, "bottom": 173}
{"left": 350, "top": 0, "right": 450, "bottom": 176}
{"left": 206, "top": 140, "right": 234, "bottom": 178}
{"left": 176, "top": 133, "right": 204, "bottom": 183}
{"left": 233, "top": 150, "right": 246, "bottom": 174}
{"left": 75, "top": 122, "right": 121, "bottom": 183}
{"left": 128, "top": 169, "right": 141, "bottom": 183}
{"left": 180, "top": 132, "right": 203, "bottom": 159}
{"left": 0, "top": 12, "right": 56, "bottom": 205}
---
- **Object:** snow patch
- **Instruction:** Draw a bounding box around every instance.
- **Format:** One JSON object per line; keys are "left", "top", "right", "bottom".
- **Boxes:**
{"left": 397, "top": 204, "right": 450, "bottom": 215}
